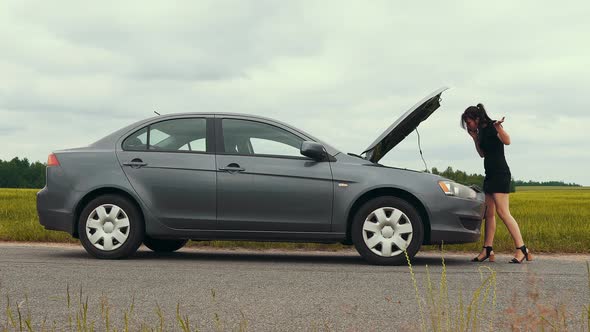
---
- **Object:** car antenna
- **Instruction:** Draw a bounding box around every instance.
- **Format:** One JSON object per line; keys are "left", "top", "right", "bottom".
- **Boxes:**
{"left": 416, "top": 128, "right": 429, "bottom": 173}
{"left": 154, "top": 110, "right": 161, "bottom": 116}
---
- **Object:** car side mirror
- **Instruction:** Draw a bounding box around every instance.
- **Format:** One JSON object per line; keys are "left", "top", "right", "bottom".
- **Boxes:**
{"left": 300, "top": 141, "right": 327, "bottom": 161}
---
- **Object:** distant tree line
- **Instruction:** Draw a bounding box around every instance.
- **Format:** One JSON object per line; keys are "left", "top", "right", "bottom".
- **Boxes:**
{"left": 431, "top": 166, "right": 515, "bottom": 192}
{"left": 512, "top": 180, "right": 581, "bottom": 187}
{"left": 0, "top": 157, "right": 582, "bottom": 190}
{"left": 430, "top": 166, "right": 581, "bottom": 192}
{"left": 0, "top": 158, "right": 46, "bottom": 189}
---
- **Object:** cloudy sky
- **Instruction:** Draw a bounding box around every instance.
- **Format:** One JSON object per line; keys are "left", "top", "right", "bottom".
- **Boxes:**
{"left": 1, "top": 1, "right": 589, "bottom": 185}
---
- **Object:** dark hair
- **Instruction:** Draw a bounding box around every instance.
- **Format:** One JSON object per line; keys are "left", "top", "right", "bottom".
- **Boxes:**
{"left": 460, "top": 103, "right": 493, "bottom": 130}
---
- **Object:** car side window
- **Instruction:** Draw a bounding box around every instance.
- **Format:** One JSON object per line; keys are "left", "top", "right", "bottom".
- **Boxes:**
{"left": 122, "top": 127, "right": 148, "bottom": 150}
{"left": 179, "top": 138, "right": 206, "bottom": 151}
{"left": 221, "top": 119, "right": 303, "bottom": 157}
{"left": 122, "top": 118, "right": 207, "bottom": 152}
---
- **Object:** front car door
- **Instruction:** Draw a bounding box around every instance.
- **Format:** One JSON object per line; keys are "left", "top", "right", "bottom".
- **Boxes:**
{"left": 116, "top": 116, "right": 217, "bottom": 230}
{"left": 215, "top": 116, "right": 334, "bottom": 232}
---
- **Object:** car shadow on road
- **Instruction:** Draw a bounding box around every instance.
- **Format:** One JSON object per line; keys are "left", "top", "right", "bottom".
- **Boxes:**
{"left": 50, "top": 247, "right": 472, "bottom": 267}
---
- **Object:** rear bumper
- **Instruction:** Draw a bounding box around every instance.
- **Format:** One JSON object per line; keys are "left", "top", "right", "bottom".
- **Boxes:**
{"left": 427, "top": 193, "right": 486, "bottom": 245}
{"left": 36, "top": 187, "right": 75, "bottom": 235}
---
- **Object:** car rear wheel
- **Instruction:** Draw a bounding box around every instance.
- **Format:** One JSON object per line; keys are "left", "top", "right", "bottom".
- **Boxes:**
{"left": 78, "top": 194, "right": 144, "bottom": 259}
{"left": 352, "top": 196, "right": 423, "bottom": 265}
{"left": 143, "top": 236, "right": 188, "bottom": 253}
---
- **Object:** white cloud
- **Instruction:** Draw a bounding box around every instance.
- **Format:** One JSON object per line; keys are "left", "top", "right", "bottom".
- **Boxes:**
{"left": 1, "top": 1, "right": 589, "bottom": 185}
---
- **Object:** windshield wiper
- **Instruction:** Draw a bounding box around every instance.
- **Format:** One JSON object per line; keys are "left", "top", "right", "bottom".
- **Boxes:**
{"left": 347, "top": 153, "right": 368, "bottom": 160}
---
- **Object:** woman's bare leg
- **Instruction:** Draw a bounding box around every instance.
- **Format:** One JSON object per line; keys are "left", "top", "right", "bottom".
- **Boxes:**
{"left": 493, "top": 193, "right": 527, "bottom": 260}
{"left": 477, "top": 194, "right": 496, "bottom": 259}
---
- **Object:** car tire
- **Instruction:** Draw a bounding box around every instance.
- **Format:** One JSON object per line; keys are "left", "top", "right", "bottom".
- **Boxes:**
{"left": 143, "top": 236, "right": 188, "bottom": 253}
{"left": 352, "top": 196, "right": 424, "bottom": 265}
{"left": 78, "top": 194, "right": 144, "bottom": 259}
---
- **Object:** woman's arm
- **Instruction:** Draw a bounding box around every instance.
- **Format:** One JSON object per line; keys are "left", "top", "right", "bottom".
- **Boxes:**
{"left": 494, "top": 117, "right": 511, "bottom": 145}
{"left": 468, "top": 130, "right": 485, "bottom": 158}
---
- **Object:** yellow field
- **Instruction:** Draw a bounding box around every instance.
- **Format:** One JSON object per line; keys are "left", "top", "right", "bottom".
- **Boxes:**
{"left": 1, "top": 188, "right": 589, "bottom": 253}
{"left": 0, "top": 189, "right": 75, "bottom": 243}
{"left": 441, "top": 187, "right": 590, "bottom": 253}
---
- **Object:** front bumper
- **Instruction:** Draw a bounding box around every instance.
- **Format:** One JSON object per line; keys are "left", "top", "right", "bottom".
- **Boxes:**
{"left": 427, "top": 192, "right": 486, "bottom": 245}
{"left": 37, "top": 187, "right": 75, "bottom": 235}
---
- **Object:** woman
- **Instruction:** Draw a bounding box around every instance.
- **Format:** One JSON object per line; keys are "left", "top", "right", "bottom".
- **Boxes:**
{"left": 461, "top": 103, "right": 532, "bottom": 264}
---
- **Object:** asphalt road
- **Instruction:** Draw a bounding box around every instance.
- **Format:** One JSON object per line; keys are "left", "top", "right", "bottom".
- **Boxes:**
{"left": 0, "top": 243, "right": 588, "bottom": 331}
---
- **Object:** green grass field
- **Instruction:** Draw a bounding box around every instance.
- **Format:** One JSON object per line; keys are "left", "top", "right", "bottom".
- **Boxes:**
{"left": 1, "top": 187, "right": 589, "bottom": 253}
{"left": 441, "top": 186, "right": 590, "bottom": 253}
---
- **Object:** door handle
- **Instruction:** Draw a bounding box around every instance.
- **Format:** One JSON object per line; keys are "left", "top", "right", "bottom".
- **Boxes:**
{"left": 219, "top": 163, "right": 245, "bottom": 173}
{"left": 123, "top": 158, "right": 148, "bottom": 168}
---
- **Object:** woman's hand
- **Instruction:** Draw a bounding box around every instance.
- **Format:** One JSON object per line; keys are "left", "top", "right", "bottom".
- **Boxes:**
{"left": 493, "top": 117, "right": 505, "bottom": 128}
{"left": 494, "top": 117, "right": 511, "bottom": 145}
{"left": 467, "top": 129, "right": 478, "bottom": 140}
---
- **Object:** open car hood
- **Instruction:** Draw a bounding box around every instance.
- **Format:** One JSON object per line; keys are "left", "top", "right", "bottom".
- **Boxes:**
{"left": 361, "top": 87, "right": 449, "bottom": 163}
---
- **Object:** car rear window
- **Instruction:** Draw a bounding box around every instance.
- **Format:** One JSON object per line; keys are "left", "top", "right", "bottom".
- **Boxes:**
{"left": 122, "top": 118, "right": 207, "bottom": 152}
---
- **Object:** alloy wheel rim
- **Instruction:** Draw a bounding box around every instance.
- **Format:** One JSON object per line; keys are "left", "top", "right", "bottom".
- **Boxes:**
{"left": 362, "top": 207, "right": 413, "bottom": 257}
{"left": 85, "top": 204, "right": 130, "bottom": 251}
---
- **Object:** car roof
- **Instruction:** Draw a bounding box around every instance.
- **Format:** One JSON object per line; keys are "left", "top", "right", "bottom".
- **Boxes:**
{"left": 90, "top": 112, "right": 341, "bottom": 156}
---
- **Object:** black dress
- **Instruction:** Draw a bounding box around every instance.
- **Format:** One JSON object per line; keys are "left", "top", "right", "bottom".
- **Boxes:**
{"left": 478, "top": 123, "right": 511, "bottom": 194}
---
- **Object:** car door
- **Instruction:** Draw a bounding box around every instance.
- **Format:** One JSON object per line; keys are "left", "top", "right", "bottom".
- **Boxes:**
{"left": 117, "top": 116, "right": 217, "bottom": 230}
{"left": 215, "top": 116, "right": 334, "bottom": 232}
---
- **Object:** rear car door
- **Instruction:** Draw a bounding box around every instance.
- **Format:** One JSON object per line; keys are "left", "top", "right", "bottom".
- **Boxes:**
{"left": 116, "top": 116, "right": 217, "bottom": 229}
{"left": 215, "top": 116, "right": 334, "bottom": 232}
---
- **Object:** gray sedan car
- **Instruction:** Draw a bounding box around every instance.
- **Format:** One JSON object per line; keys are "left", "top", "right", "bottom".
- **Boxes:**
{"left": 37, "top": 87, "right": 485, "bottom": 265}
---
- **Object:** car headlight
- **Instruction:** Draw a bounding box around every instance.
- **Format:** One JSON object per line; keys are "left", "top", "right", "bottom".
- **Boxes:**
{"left": 438, "top": 180, "right": 477, "bottom": 199}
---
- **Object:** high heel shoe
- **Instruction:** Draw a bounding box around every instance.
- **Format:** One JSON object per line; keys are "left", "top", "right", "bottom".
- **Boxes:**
{"left": 510, "top": 245, "right": 533, "bottom": 263}
{"left": 472, "top": 246, "right": 495, "bottom": 262}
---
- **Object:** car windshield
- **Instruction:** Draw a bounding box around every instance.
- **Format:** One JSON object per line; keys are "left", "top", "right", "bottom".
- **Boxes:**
{"left": 347, "top": 152, "right": 374, "bottom": 162}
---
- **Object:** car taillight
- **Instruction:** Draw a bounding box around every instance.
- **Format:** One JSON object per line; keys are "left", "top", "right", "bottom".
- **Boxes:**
{"left": 47, "top": 153, "right": 60, "bottom": 167}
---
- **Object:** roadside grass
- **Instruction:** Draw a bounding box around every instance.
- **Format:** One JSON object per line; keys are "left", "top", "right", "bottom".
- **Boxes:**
{"left": 404, "top": 249, "right": 590, "bottom": 331}
{"left": 1, "top": 188, "right": 590, "bottom": 253}
{"left": 404, "top": 249, "right": 498, "bottom": 331}
{"left": 1, "top": 254, "right": 588, "bottom": 331}
{"left": 0, "top": 283, "right": 249, "bottom": 332}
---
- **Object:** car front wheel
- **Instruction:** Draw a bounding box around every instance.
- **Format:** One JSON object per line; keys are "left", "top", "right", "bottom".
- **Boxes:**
{"left": 78, "top": 194, "right": 144, "bottom": 259}
{"left": 352, "top": 196, "right": 424, "bottom": 265}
